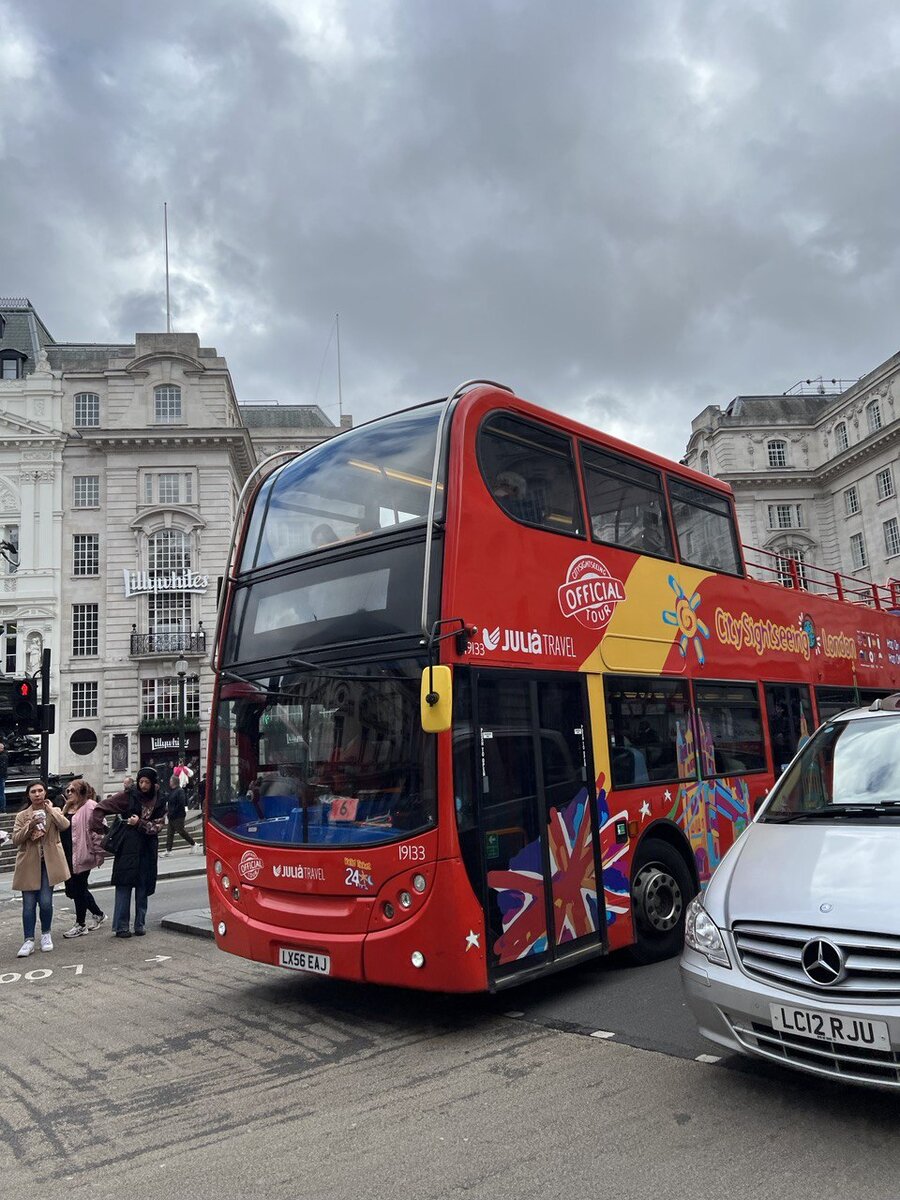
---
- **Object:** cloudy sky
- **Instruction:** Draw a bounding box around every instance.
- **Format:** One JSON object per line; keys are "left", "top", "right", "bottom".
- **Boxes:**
{"left": 3, "top": 0, "right": 900, "bottom": 457}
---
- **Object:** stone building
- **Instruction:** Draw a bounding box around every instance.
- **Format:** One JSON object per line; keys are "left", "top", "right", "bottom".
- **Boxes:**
{"left": 683, "top": 354, "right": 900, "bottom": 597}
{"left": 0, "top": 299, "right": 347, "bottom": 791}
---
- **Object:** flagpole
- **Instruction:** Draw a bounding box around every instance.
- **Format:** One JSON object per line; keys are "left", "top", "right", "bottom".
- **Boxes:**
{"left": 164, "top": 203, "right": 171, "bottom": 333}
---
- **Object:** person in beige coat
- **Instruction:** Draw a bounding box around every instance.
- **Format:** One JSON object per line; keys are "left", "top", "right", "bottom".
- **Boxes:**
{"left": 12, "top": 780, "right": 70, "bottom": 958}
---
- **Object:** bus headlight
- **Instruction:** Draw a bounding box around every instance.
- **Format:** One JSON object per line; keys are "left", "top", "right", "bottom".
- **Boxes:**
{"left": 383, "top": 901, "right": 395, "bottom": 919}
{"left": 411, "top": 951, "right": 425, "bottom": 968}
{"left": 399, "top": 890, "right": 412, "bottom": 909}
{"left": 684, "top": 897, "right": 731, "bottom": 968}
{"left": 412, "top": 873, "right": 427, "bottom": 893}
{"left": 214, "top": 860, "right": 223, "bottom": 875}
{"left": 222, "top": 876, "right": 231, "bottom": 891}
{"left": 217, "top": 921, "right": 227, "bottom": 936}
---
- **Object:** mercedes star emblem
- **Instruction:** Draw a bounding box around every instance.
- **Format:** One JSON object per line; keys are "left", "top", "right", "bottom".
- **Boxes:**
{"left": 800, "top": 937, "right": 846, "bottom": 986}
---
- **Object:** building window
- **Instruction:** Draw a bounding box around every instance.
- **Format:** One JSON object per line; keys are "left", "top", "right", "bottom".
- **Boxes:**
{"left": 72, "top": 604, "right": 99, "bottom": 656}
{"left": 850, "top": 532, "right": 867, "bottom": 571}
{"left": 876, "top": 467, "right": 895, "bottom": 500}
{"left": 74, "top": 392, "right": 100, "bottom": 427}
{"left": 768, "top": 503, "right": 802, "bottom": 529}
{"left": 767, "top": 440, "right": 788, "bottom": 469}
{"left": 885, "top": 518, "right": 900, "bottom": 559}
{"left": 73, "top": 534, "right": 99, "bottom": 576}
{"left": 1, "top": 355, "right": 21, "bottom": 380}
{"left": 699, "top": 450, "right": 710, "bottom": 475}
{"left": 1, "top": 622, "right": 17, "bottom": 674}
{"left": 835, "top": 422, "right": 849, "bottom": 453}
{"left": 777, "top": 548, "right": 808, "bottom": 590}
{"left": 73, "top": 475, "right": 100, "bottom": 508}
{"left": 148, "top": 528, "right": 190, "bottom": 573}
{"left": 148, "top": 592, "right": 193, "bottom": 648}
{"left": 158, "top": 473, "right": 180, "bottom": 504}
{"left": 154, "top": 384, "right": 182, "bottom": 424}
{"left": 71, "top": 681, "right": 99, "bottom": 719}
{"left": 144, "top": 476, "right": 153, "bottom": 503}
{"left": 141, "top": 676, "right": 200, "bottom": 721}
{"left": 844, "top": 487, "right": 860, "bottom": 516}
{"left": 867, "top": 400, "right": 883, "bottom": 434}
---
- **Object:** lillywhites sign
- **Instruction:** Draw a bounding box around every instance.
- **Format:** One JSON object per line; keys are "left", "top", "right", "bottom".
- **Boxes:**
{"left": 123, "top": 569, "right": 210, "bottom": 598}
{"left": 150, "top": 736, "right": 180, "bottom": 750}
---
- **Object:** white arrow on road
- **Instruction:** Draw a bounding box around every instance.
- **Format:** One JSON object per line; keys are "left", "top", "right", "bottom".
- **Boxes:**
{"left": 145, "top": 955, "right": 172, "bottom": 963}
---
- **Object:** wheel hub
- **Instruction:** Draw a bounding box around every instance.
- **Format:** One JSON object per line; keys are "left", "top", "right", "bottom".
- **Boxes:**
{"left": 633, "top": 863, "right": 683, "bottom": 933}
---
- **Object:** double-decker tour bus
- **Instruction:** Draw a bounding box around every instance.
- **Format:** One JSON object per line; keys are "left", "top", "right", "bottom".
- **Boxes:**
{"left": 207, "top": 380, "right": 900, "bottom": 992}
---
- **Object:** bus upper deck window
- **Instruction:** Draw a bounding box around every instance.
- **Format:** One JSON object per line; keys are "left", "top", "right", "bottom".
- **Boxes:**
{"left": 478, "top": 412, "right": 584, "bottom": 536}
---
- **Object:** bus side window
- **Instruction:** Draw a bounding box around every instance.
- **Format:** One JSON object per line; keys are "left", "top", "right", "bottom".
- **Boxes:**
{"left": 477, "top": 411, "right": 584, "bottom": 536}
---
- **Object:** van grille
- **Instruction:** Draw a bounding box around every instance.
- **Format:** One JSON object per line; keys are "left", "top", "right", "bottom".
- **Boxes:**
{"left": 727, "top": 1015, "right": 900, "bottom": 1089}
{"left": 733, "top": 922, "right": 900, "bottom": 1001}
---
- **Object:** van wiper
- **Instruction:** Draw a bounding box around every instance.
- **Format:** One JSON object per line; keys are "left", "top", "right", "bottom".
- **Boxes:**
{"left": 765, "top": 804, "right": 900, "bottom": 822}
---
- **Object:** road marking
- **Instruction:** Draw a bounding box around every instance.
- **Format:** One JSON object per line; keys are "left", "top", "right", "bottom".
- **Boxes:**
{"left": 145, "top": 955, "right": 172, "bottom": 963}
{"left": 590, "top": 1029, "right": 616, "bottom": 1039}
{"left": 695, "top": 1053, "right": 721, "bottom": 1063}
{"left": 61, "top": 964, "right": 84, "bottom": 975}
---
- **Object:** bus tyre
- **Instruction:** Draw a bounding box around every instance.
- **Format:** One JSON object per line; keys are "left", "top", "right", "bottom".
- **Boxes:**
{"left": 626, "top": 838, "right": 696, "bottom": 965}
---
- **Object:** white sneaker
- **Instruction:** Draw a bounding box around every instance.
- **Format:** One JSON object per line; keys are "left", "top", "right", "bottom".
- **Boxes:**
{"left": 40, "top": 933, "right": 53, "bottom": 952}
{"left": 191, "top": 844, "right": 201, "bottom": 855}
{"left": 63, "top": 924, "right": 86, "bottom": 938}
{"left": 17, "top": 939, "right": 34, "bottom": 958}
{"left": 161, "top": 851, "right": 170, "bottom": 858}
{"left": 87, "top": 912, "right": 107, "bottom": 931}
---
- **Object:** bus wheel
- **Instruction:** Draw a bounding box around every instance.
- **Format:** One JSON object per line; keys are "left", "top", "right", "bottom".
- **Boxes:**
{"left": 626, "top": 838, "right": 694, "bottom": 965}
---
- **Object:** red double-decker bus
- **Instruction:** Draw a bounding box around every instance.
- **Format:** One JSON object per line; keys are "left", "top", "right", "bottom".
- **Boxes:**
{"left": 206, "top": 380, "right": 900, "bottom": 992}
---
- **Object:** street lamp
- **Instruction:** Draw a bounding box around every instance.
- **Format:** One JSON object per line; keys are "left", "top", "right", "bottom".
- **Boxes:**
{"left": 175, "top": 655, "right": 189, "bottom": 765}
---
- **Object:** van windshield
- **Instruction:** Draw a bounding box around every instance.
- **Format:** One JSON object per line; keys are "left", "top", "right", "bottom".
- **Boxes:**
{"left": 764, "top": 717, "right": 900, "bottom": 818}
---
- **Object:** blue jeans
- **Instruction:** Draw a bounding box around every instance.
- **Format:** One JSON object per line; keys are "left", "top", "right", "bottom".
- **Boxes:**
{"left": 22, "top": 861, "right": 53, "bottom": 939}
{"left": 0, "top": 777, "right": 6, "bottom": 811}
{"left": 113, "top": 883, "right": 149, "bottom": 933}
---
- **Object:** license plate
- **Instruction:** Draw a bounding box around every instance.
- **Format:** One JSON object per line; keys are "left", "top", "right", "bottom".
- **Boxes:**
{"left": 770, "top": 1003, "right": 891, "bottom": 1051}
{"left": 278, "top": 947, "right": 331, "bottom": 975}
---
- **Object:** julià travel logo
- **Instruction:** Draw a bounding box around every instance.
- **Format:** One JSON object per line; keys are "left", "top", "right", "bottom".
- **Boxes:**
{"left": 558, "top": 555, "right": 626, "bottom": 630}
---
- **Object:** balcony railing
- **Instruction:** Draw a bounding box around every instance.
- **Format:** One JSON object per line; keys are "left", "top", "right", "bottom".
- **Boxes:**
{"left": 743, "top": 544, "right": 900, "bottom": 612}
{"left": 130, "top": 629, "right": 206, "bottom": 656}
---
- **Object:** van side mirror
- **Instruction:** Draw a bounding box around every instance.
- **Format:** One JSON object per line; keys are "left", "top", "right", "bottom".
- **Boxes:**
{"left": 421, "top": 665, "right": 452, "bottom": 733}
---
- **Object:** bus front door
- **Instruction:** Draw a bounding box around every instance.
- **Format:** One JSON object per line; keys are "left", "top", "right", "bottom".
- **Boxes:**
{"left": 474, "top": 671, "right": 605, "bottom": 985}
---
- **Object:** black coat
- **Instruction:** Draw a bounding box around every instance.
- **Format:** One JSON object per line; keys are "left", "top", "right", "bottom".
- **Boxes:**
{"left": 0, "top": 749, "right": 7, "bottom": 780}
{"left": 96, "top": 787, "right": 165, "bottom": 893}
{"left": 167, "top": 786, "right": 187, "bottom": 822}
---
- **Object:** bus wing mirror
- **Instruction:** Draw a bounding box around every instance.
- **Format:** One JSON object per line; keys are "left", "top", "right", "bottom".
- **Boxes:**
{"left": 421, "top": 665, "right": 452, "bottom": 733}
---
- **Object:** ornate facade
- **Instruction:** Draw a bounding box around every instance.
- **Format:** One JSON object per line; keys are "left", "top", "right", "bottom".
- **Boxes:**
{"left": 0, "top": 300, "right": 347, "bottom": 791}
{"left": 683, "top": 354, "right": 900, "bottom": 594}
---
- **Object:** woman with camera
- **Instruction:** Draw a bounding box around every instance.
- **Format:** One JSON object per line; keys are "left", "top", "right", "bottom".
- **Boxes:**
{"left": 11, "top": 779, "right": 70, "bottom": 957}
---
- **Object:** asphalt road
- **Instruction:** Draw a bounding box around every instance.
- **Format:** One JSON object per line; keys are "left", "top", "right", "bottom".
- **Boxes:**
{"left": 1, "top": 875, "right": 899, "bottom": 1200}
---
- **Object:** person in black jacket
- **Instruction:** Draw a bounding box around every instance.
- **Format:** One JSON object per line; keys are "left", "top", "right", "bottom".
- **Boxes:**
{"left": 163, "top": 773, "right": 198, "bottom": 856}
{"left": 90, "top": 767, "right": 165, "bottom": 938}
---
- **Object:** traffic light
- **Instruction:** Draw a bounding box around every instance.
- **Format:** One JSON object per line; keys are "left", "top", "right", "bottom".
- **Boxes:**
{"left": 14, "top": 678, "right": 39, "bottom": 729}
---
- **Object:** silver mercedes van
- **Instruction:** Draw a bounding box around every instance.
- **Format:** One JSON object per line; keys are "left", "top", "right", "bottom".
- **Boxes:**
{"left": 681, "top": 694, "right": 900, "bottom": 1090}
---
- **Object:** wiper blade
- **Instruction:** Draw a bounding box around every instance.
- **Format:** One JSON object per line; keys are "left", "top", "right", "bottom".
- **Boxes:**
{"left": 765, "top": 805, "right": 896, "bottom": 823}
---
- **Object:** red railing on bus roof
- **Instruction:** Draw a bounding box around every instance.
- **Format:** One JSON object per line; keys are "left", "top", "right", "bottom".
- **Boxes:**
{"left": 742, "top": 543, "right": 900, "bottom": 613}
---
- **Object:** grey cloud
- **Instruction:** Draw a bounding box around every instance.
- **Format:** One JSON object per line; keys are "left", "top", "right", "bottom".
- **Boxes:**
{"left": 3, "top": 0, "right": 900, "bottom": 450}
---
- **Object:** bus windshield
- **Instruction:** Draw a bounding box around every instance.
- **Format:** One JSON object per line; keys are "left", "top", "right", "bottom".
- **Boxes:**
{"left": 210, "top": 663, "right": 436, "bottom": 847}
{"left": 243, "top": 403, "right": 445, "bottom": 571}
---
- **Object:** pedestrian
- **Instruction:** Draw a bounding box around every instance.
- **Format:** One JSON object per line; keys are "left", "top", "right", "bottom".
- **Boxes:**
{"left": 91, "top": 766, "right": 165, "bottom": 939}
{"left": 163, "top": 773, "right": 199, "bottom": 856}
{"left": 59, "top": 779, "right": 106, "bottom": 938}
{"left": 12, "top": 780, "right": 70, "bottom": 957}
{"left": 0, "top": 738, "right": 8, "bottom": 812}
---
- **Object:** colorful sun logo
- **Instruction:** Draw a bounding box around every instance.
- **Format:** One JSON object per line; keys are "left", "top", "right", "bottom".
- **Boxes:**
{"left": 662, "top": 577, "right": 710, "bottom": 664}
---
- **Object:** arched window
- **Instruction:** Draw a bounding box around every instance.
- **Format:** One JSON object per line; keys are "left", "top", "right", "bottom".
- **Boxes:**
{"left": 767, "top": 439, "right": 787, "bottom": 469}
{"left": 154, "top": 384, "right": 182, "bottom": 424}
{"left": 867, "top": 399, "right": 883, "bottom": 434}
{"left": 699, "top": 450, "right": 710, "bottom": 475}
{"left": 834, "top": 421, "right": 849, "bottom": 453}
{"left": 777, "top": 547, "right": 807, "bottom": 590}
{"left": 148, "top": 529, "right": 191, "bottom": 573}
{"left": 74, "top": 392, "right": 100, "bottom": 427}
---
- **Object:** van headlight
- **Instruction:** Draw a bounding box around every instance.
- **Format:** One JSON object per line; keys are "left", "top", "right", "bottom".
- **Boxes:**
{"left": 684, "top": 896, "right": 731, "bottom": 968}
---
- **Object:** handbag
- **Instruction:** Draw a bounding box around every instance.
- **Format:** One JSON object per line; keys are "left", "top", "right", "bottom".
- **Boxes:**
{"left": 102, "top": 817, "right": 127, "bottom": 854}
